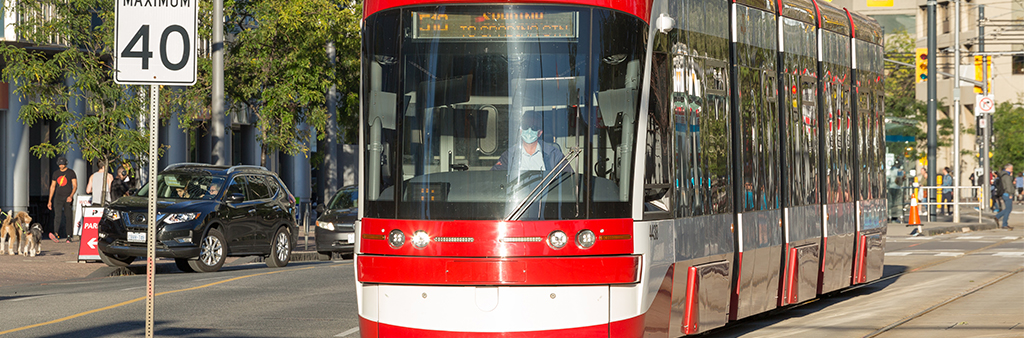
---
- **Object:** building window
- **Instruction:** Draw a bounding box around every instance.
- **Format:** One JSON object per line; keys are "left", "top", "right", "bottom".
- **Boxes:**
{"left": 1014, "top": 44, "right": 1024, "bottom": 75}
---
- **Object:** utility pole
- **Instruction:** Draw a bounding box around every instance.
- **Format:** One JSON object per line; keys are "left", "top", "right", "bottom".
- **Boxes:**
{"left": 927, "top": 0, "right": 938, "bottom": 217}
{"left": 953, "top": 0, "right": 961, "bottom": 223}
{"left": 212, "top": 0, "right": 229, "bottom": 165}
{"left": 979, "top": 5, "right": 992, "bottom": 211}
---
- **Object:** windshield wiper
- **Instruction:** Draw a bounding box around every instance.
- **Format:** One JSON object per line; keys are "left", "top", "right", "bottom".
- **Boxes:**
{"left": 504, "top": 147, "right": 582, "bottom": 221}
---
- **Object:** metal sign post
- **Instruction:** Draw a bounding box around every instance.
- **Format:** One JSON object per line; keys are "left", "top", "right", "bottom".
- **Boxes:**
{"left": 115, "top": 1, "right": 197, "bottom": 337}
{"left": 146, "top": 85, "right": 159, "bottom": 337}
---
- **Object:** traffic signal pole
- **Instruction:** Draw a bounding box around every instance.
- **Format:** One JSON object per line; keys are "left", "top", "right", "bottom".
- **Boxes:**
{"left": 980, "top": 5, "right": 991, "bottom": 211}
{"left": 927, "top": 0, "right": 937, "bottom": 217}
{"left": 953, "top": 0, "right": 961, "bottom": 223}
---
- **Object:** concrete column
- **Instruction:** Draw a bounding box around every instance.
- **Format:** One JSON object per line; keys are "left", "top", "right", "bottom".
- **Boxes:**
{"left": 197, "top": 123, "right": 212, "bottom": 163}
{"left": 65, "top": 77, "right": 87, "bottom": 197}
{"left": 239, "top": 124, "right": 260, "bottom": 166}
{"left": 4, "top": 81, "right": 30, "bottom": 212}
{"left": 159, "top": 101, "right": 188, "bottom": 170}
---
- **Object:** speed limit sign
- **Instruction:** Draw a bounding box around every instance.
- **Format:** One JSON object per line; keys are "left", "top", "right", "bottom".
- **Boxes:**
{"left": 115, "top": 0, "right": 198, "bottom": 85}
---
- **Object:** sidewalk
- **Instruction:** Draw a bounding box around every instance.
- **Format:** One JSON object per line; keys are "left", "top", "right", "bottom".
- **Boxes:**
{"left": 0, "top": 227, "right": 321, "bottom": 289}
{"left": 897, "top": 204, "right": 1024, "bottom": 236}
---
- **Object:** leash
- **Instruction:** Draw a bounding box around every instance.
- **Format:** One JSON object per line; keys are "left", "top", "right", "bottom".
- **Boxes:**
{"left": 1, "top": 211, "right": 26, "bottom": 234}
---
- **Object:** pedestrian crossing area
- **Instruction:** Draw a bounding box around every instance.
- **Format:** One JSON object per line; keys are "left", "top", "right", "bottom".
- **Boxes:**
{"left": 889, "top": 235, "right": 1019, "bottom": 242}
{"left": 884, "top": 251, "right": 1024, "bottom": 257}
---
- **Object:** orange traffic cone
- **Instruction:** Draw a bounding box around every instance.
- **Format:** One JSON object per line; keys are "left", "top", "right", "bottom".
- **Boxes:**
{"left": 908, "top": 195, "right": 923, "bottom": 236}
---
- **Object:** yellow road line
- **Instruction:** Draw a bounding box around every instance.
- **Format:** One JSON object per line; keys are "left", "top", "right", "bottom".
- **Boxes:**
{"left": 1, "top": 264, "right": 342, "bottom": 335}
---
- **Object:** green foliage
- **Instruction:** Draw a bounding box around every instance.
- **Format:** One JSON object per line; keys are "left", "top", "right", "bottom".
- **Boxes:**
{"left": 0, "top": 0, "right": 151, "bottom": 173}
{"left": 990, "top": 98, "right": 1024, "bottom": 172}
{"left": 170, "top": 0, "right": 362, "bottom": 160}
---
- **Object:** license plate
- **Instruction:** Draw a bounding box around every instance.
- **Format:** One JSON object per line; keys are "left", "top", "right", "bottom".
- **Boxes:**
{"left": 128, "top": 232, "right": 146, "bottom": 243}
{"left": 346, "top": 233, "right": 355, "bottom": 244}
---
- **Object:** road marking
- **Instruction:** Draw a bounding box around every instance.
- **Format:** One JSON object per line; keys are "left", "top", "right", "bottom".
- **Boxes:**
{"left": 8, "top": 295, "right": 46, "bottom": 302}
{"left": 120, "top": 286, "right": 145, "bottom": 291}
{"left": 1003, "top": 236, "right": 1020, "bottom": 240}
{"left": 885, "top": 252, "right": 912, "bottom": 256}
{"left": 935, "top": 252, "right": 965, "bottom": 257}
{"left": 335, "top": 326, "right": 360, "bottom": 337}
{"left": 956, "top": 236, "right": 983, "bottom": 240}
{"left": 0, "top": 264, "right": 330, "bottom": 335}
{"left": 993, "top": 252, "right": 1024, "bottom": 257}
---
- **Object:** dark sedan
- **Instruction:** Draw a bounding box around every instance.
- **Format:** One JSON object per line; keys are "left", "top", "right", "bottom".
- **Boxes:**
{"left": 315, "top": 186, "right": 357, "bottom": 260}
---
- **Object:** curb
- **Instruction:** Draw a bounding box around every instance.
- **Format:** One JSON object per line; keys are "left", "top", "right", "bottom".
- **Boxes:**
{"left": 98, "top": 250, "right": 335, "bottom": 277}
{"left": 921, "top": 221, "right": 1000, "bottom": 236}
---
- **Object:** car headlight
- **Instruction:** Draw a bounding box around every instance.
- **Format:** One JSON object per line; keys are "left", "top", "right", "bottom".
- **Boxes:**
{"left": 317, "top": 221, "right": 335, "bottom": 231}
{"left": 104, "top": 209, "right": 121, "bottom": 221}
{"left": 162, "top": 212, "right": 200, "bottom": 224}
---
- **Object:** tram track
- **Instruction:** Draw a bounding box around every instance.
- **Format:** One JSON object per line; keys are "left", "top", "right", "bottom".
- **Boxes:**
{"left": 857, "top": 235, "right": 1023, "bottom": 338}
{"left": 862, "top": 266, "right": 1022, "bottom": 337}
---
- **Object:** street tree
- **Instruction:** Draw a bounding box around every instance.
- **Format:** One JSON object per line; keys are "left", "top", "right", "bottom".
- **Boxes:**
{"left": 171, "top": 0, "right": 362, "bottom": 164}
{"left": 0, "top": 0, "right": 151, "bottom": 205}
{"left": 990, "top": 98, "right": 1024, "bottom": 172}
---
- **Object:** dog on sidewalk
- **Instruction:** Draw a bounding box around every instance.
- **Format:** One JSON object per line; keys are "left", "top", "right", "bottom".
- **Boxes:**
{"left": 21, "top": 223, "right": 43, "bottom": 257}
{"left": 1, "top": 211, "right": 32, "bottom": 255}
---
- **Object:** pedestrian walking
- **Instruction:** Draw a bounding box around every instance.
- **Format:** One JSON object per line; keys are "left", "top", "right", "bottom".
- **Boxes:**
{"left": 48, "top": 157, "right": 77, "bottom": 243}
{"left": 85, "top": 160, "right": 114, "bottom": 205}
{"left": 941, "top": 167, "right": 953, "bottom": 215}
{"left": 993, "top": 163, "right": 1015, "bottom": 230}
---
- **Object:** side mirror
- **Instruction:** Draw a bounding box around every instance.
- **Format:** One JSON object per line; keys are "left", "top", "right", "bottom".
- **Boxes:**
{"left": 315, "top": 204, "right": 325, "bottom": 213}
{"left": 227, "top": 193, "right": 244, "bottom": 204}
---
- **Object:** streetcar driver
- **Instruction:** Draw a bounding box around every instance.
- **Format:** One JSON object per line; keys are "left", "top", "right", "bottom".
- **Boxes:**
{"left": 491, "top": 110, "right": 570, "bottom": 174}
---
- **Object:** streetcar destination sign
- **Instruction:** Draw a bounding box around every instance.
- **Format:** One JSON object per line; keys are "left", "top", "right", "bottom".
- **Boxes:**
{"left": 115, "top": 0, "right": 198, "bottom": 85}
{"left": 412, "top": 11, "right": 577, "bottom": 39}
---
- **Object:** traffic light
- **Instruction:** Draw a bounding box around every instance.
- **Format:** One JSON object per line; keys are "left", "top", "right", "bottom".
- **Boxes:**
{"left": 915, "top": 48, "right": 928, "bottom": 83}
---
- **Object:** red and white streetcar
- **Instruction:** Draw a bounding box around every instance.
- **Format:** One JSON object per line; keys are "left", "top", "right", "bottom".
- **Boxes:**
{"left": 356, "top": 0, "right": 887, "bottom": 336}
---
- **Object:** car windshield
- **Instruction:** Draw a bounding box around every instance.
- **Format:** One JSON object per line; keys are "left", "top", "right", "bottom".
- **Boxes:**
{"left": 136, "top": 172, "right": 227, "bottom": 200}
{"left": 327, "top": 188, "right": 357, "bottom": 210}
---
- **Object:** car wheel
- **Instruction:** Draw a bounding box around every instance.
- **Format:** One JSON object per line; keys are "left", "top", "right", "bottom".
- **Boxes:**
{"left": 267, "top": 227, "right": 291, "bottom": 268}
{"left": 98, "top": 249, "right": 135, "bottom": 267}
{"left": 188, "top": 228, "right": 226, "bottom": 273}
{"left": 175, "top": 258, "right": 194, "bottom": 272}
{"left": 317, "top": 251, "right": 332, "bottom": 261}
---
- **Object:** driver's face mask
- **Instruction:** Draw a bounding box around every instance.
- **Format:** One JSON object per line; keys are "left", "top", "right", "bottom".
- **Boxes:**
{"left": 521, "top": 128, "right": 539, "bottom": 144}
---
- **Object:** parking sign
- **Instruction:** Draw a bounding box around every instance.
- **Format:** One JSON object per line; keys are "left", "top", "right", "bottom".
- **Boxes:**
{"left": 115, "top": 0, "right": 198, "bottom": 85}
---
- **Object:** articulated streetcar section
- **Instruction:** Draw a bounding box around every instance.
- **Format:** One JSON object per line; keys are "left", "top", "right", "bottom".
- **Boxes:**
{"left": 356, "top": 0, "right": 886, "bottom": 336}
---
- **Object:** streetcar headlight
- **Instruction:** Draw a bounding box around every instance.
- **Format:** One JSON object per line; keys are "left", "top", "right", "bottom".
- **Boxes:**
{"left": 576, "top": 229, "right": 596, "bottom": 249}
{"left": 411, "top": 230, "right": 430, "bottom": 249}
{"left": 388, "top": 229, "right": 405, "bottom": 248}
{"left": 547, "top": 230, "right": 568, "bottom": 250}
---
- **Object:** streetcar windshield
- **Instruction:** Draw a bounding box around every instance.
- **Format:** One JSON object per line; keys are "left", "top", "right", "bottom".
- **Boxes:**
{"left": 363, "top": 5, "right": 645, "bottom": 220}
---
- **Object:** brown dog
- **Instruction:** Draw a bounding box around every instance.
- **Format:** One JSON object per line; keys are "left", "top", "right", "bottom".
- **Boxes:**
{"left": 0, "top": 211, "right": 32, "bottom": 255}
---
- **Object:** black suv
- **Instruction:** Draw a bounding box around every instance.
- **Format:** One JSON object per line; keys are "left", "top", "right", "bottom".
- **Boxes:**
{"left": 97, "top": 164, "right": 298, "bottom": 272}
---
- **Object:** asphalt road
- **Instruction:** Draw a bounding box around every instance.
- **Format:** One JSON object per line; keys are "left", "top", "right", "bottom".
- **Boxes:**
{"left": 0, "top": 260, "right": 359, "bottom": 338}
{"left": 1, "top": 228, "right": 1020, "bottom": 337}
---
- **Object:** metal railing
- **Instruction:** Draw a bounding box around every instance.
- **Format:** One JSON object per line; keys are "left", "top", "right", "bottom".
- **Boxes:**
{"left": 900, "top": 185, "right": 983, "bottom": 223}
